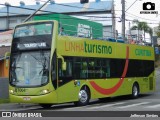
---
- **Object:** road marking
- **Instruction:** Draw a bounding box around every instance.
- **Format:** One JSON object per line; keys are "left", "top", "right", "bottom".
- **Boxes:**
{"left": 87, "top": 102, "right": 126, "bottom": 109}
{"left": 117, "top": 102, "right": 150, "bottom": 109}
{"left": 61, "top": 106, "right": 88, "bottom": 110}
{"left": 146, "top": 104, "right": 160, "bottom": 108}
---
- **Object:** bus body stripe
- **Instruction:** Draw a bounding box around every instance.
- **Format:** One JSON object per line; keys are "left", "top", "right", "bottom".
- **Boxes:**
{"left": 89, "top": 46, "right": 129, "bottom": 95}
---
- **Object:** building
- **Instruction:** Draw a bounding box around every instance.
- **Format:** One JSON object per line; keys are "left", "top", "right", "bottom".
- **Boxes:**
{"left": 126, "top": 30, "right": 143, "bottom": 44}
{"left": 153, "top": 26, "right": 160, "bottom": 46}
{"left": 0, "top": 46, "right": 10, "bottom": 78}
{"left": 0, "top": 0, "right": 115, "bottom": 38}
{"left": 0, "top": 30, "right": 12, "bottom": 78}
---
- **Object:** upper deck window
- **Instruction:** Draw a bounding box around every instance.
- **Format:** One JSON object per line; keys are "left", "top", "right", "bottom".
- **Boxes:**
{"left": 14, "top": 22, "right": 53, "bottom": 38}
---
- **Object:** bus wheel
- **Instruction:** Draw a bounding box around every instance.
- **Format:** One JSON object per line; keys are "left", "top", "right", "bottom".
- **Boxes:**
{"left": 75, "top": 87, "right": 90, "bottom": 106}
{"left": 40, "top": 104, "right": 52, "bottom": 109}
{"left": 132, "top": 83, "right": 139, "bottom": 98}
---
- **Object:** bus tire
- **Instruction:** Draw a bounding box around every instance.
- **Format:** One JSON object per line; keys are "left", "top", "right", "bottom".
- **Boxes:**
{"left": 131, "top": 83, "right": 139, "bottom": 98}
{"left": 74, "top": 86, "right": 90, "bottom": 106}
{"left": 40, "top": 104, "right": 52, "bottom": 109}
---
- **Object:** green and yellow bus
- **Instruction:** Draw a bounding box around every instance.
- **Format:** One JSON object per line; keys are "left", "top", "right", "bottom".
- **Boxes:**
{"left": 9, "top": 20, "right": 155, "bottom": 108}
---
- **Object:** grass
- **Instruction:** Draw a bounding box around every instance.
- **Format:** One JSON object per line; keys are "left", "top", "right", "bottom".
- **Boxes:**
{"left": 0, "top": 99, "right": 9, "bottom": 104}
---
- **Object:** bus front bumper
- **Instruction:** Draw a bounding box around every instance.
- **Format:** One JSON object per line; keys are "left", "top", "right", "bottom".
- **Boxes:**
{"left": 9, "top": 91, "right": 57, "bottom": 104}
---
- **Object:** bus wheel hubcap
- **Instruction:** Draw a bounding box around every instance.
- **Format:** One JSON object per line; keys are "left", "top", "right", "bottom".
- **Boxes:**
{"left": 79, "top": 90, "right": 88, "bottom": 103}
{"left": 133, "top": 86, "right": 138, "bottom": 96}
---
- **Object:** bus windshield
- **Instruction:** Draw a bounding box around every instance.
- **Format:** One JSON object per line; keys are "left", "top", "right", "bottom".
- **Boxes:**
{"left": 10, "top": 51, "right": 50, "bottom": 87}
{"left": 14, "top": 22, "right": 53, "bottom": 38}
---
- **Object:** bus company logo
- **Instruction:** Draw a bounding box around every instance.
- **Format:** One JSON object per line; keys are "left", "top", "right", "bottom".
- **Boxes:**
{"left": 140, "top": 2, "right": 158, "bottom": 14}
{"left": 135, "top": 49, "right": 151, "bottom": 56}
{"left": 65, "top": 41, "right": 112, "bottom": 54}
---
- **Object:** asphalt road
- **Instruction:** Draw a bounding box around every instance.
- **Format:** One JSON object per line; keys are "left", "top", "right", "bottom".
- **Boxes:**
{"left": 0, "top": 68, "right": 160, "bottom": 112}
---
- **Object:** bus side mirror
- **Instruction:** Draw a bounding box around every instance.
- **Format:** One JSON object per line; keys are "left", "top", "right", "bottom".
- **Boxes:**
{"left": 5, "top": 52, "right": 10, "bottom": 59}
{"left": 62, "top": 62, "right": 66, "bottom": 71}
{"left": 57, "top": 54, "right": 67, "bottom": 71}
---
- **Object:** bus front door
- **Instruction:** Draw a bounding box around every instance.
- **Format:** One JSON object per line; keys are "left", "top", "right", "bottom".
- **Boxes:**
{"left": 57, "top": 60, "right": 76, "bottom": 103}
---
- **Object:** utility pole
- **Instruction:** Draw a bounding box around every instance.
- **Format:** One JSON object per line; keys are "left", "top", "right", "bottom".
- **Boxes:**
{"left": 121, "top": 0, "right": 125, "bottom": 42}
{"left": 112, "top": 0, "right": 116, "bottom": 39}
{"left": 5, "top": 2, "right": 10, "bottom": 30}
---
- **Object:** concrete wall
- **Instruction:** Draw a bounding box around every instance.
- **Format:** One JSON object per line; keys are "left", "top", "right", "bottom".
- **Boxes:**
{"left": 0, "top": 78, "right": 9, "bottom": 99}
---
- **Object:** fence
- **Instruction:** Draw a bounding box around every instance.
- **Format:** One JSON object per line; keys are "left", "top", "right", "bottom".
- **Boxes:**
{"left": 0, "top": 78, "right": 9, "bottom": 99}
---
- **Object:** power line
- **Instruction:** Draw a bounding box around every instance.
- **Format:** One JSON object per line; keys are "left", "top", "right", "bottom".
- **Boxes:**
{"left": 1, "top": 1, "right": 158, "bottom": 23}
{"left": 126, "top": 12, "right": 160, "bottom": 22}
{"left": 0, "top": 11, "right": 22, "bottom": 15}
{"left": 125, "top": 18, "right": 159, "bottom": 24}
{"left": 38, "top": 0, "right": 113, "bottom": 12}
{"left": 125, "top": 0, "right": 138, "bottom": 12}
{"left": 0, "top": 2, "right": 158, "bottom": 28}
{"left": 24, "top": 0, "right": 50, "bottom": 22}
{"left": 0, "top": 3, "right": 55, "bottom": 14}
{"left": 126, "top": 13, "right": 158, "bottom": 21}
{"left": 0, "top": 3, "right": 120, "bottom": 20}
{"left": 77, "top": 15, "right": 120, "bottom": 18}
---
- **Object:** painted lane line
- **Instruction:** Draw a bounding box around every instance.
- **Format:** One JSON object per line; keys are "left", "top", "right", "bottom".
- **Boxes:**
{"left": 61, "top": 106, "right": 89, "bottom": 110}
{"left": 87, "top": 102, "right": 126, "bottom": 109}
{"left": 146, "top": 104, "right": 160, "bottom": 108}
{"left": 117, "top": 102, "right": 150, "bottom": 109}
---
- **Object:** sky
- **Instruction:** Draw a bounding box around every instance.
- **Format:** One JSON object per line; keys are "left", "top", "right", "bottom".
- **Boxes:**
{"left": 0, "top": 0, "right": 160, "bottom": 37}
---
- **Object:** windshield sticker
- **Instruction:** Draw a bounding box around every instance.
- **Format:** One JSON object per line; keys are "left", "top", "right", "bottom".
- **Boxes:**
{"left": 25, "top": 78, "right": 30, "bottom": 85}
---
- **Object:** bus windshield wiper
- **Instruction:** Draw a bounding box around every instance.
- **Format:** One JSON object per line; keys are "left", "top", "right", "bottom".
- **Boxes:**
{"left": 11, "top": 66, "right": 23, "bottom": 69}
{"left": 39, "top": 57, "right": 48, "bottom": 75}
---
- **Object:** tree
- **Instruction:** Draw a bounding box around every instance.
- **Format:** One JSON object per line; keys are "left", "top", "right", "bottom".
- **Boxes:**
{"left": 156, "top": 23, "right": 160, "bottom": 37}
{"left": 147, "top": 27, "right": 153, "bottom": 46}
{"left": 131, "top": 19, "right": 152, "bottom": 42}
{"left": 147, "top": 27, "right": 153, "bottom": 38}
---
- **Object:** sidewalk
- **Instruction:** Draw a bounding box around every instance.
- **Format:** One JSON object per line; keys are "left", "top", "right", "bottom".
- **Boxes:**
{"left": 0, "top": 103, "right": 40, "bottom": 111}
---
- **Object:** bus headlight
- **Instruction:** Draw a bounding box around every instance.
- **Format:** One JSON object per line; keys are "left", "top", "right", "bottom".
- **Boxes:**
{"left": 9, "top": 90, "right": 14, "bottom": 94}
{"left": 41, "top": 89, "right": 49, "bottom": 94}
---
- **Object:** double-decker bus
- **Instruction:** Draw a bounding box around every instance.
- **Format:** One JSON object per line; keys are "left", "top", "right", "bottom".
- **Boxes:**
{"left": 9, "top": 20, "right": 155, "bottom": 108}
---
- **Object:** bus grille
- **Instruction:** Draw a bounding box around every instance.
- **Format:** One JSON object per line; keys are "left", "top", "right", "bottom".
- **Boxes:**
{"left": 149, "top": 77, "right": 153, "bottom": 90}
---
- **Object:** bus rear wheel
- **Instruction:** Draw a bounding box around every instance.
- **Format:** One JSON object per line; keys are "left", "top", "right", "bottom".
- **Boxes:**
{"left": 74, "top": 87, "right": 90, "bottom": 106}
{"left": 131, "top": 83, "right": 139, "bottom": 98}
{"left": 40, "top": 104, "right": 52, "bottom": 109}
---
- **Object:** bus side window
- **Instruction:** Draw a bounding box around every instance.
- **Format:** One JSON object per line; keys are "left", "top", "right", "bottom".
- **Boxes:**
{"left": 106, "top": 60, "right": 110, "bottom": 77}
{"left": 58, "top": 59, "right": 63, "bottom": 78}
{"left": 81, "top": 61, "right": 88, "bottom": 78}
{"left": 66, "top": 61, "right": 72, "bottom": 77}
{"left": 58, "top": 59, "right": 73, "bottom": 78}
{"left": 88, "top": 59, "right": 95, "bottom": 78}
{"left": 94, "top": 59, "right": 110, "bottom": 78}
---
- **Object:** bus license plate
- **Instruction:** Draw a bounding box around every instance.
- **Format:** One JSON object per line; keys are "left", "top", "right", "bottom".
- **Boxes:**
{"left": 23, "top": 97, "right": 31, "bottom": 101}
